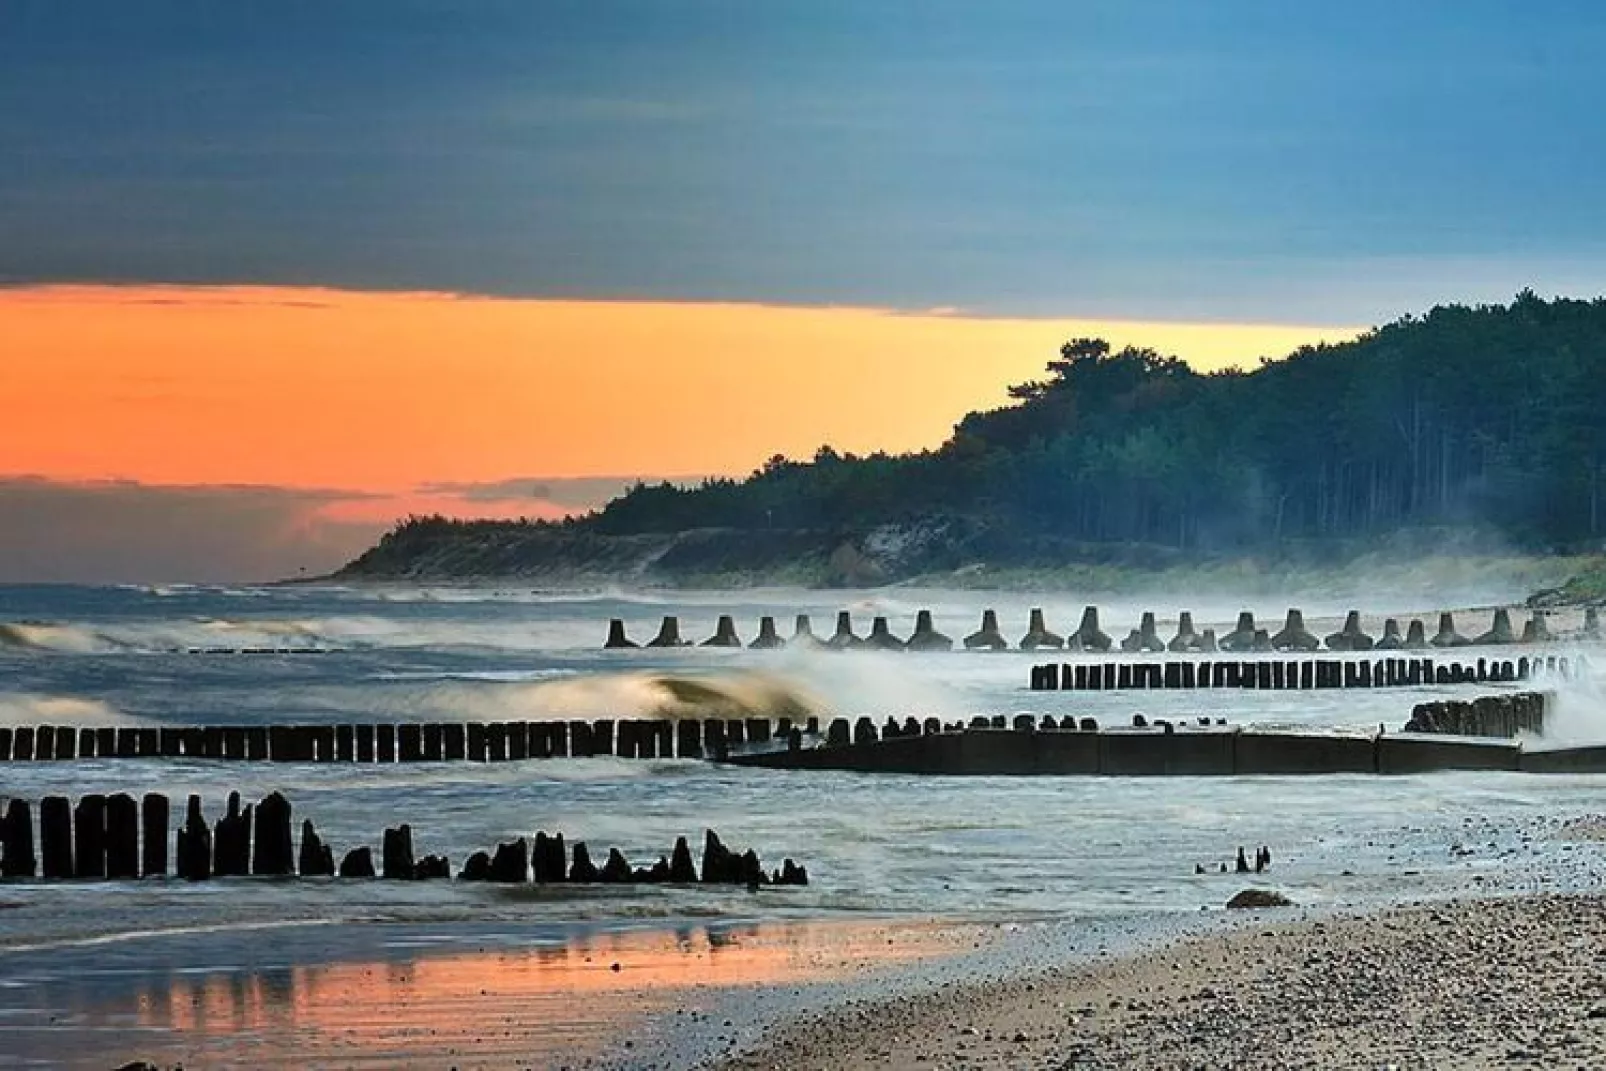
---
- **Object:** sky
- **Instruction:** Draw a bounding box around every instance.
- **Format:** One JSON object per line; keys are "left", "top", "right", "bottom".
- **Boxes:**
{"left": 5, "top": 1, "right": 1606, "bottom": 581}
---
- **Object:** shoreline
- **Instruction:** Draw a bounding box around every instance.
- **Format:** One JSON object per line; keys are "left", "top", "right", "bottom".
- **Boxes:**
{"left": 713, "top": 892, "right": 1606, "bottom": 1070}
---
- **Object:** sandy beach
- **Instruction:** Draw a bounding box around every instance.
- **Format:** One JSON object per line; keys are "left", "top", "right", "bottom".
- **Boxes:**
{"left": 718, "top": 893, "right": 1606, "bottom": 1070}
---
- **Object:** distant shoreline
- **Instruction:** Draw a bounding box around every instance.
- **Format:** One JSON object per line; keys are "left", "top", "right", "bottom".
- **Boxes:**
{"left": 319, "top": 533, "right": 1595, "bottom": 607}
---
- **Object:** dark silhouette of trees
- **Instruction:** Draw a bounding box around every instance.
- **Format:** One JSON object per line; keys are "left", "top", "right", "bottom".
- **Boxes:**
{"left": 364, "top": 293, "right": 1606, "bottom": 564}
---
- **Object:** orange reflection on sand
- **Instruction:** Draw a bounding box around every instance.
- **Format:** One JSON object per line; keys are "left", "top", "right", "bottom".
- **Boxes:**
{"left": 119, "top": 920, "right": 970, "bottom": 1065}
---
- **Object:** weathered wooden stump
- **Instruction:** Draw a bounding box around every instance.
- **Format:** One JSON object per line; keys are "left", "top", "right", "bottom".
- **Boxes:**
{"left": 252, "top": 792, "right": 294, "bottom": 876}
{"left": 2, "top": 799, "right": 39, "bottom": 878}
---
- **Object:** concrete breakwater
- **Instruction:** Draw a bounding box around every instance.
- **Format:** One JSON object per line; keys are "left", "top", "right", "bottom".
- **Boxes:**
{"left": 1028, "top": 654, "right": 1576, "bottom": 692}
{"left": 725, "top": 701, "right": 1580, "bottom": 777}
{"left": 604, "top": 606, "right": 1592, "bottom": 653}
{"left": 0, "top": 790, "right": 808, "bottom": 887}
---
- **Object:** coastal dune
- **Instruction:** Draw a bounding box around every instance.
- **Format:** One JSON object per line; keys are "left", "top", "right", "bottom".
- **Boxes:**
{"left": 718, "top": 894, "right": 1606, "bottom": 1070}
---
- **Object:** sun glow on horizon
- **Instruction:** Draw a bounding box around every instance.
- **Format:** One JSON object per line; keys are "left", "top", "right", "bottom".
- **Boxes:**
{"left": 2, "top": 284, "right": 1363, "bottom": 497}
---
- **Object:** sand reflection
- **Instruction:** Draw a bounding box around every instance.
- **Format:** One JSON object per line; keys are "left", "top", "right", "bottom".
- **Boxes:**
{"left": 82, "top": 919, "right": 966, "bottom": 1068}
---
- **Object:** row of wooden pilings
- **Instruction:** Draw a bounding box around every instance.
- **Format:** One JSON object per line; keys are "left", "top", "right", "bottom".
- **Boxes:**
{"left": 0, "top": 716, "right": 819, "bottom": 764}
{"left": 0, "top": 791, "right": 808, "bottom": 887}
{"left": 1028, "top": 655, "right": 1575, "bottom": 692}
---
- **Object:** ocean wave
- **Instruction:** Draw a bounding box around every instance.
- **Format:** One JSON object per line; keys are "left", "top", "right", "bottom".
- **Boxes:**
{"left": 0, "top": 622, "right": 114, "bottom": 654}
{"left": 0, "top": 692, "right": 133, "bottom": 726}
{"left": 392, "top": 669, "right": 827, "bottom": 723}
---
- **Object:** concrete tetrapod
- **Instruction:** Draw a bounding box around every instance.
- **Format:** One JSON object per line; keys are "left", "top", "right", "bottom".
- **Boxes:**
{"left": 1167, "top": 612, "right": 1201, "bottom": 653}
{"left": 963, "top": 610, "right": 1009, "bottom": 651}
{"left": 701, "top": 615, "right": 742, "bottom": 648}
{"left": 1133, "top": 612, "right": 1165, "bottom": 653}
{"left": 1019, "top": 608, "right": 1064, "bottom": 650}
{"left": 1072, "top": 606, "right": 1113, "bottom": 652}
{"left": 1522, "top": 612, "right": 1553, "bottom": 644}
{"left": 1587, "top": 607, "right": 1601, "bottom": 640}
{"left": 1431, "top": 612, "right": 1470, "bottom": 648}
{"left": 826, "top": 611, "right": 863, "bottom": 650}
{"left": 1475, "top": 609, "right": 1516, "bottom": 646}
{"left": 906, "top": 610, "right": 953, "bottom": 652}
{"left": 1324, "top": 611, "right": 1374, "bottom": 652}
{"left": 1220, "top": 612, "right": 1259, "bottom": 652}
{"left": 1197, "top": 628, "right": 1218, "bottom": 653}
{"left": 1404, "top": 619, "right": 1429, "bottom": 649}
{"left": 749, "top": 616, "right": 785, "bottom": 649}
{"left": 1376, "top": 618, "right": 1405, "bottom": 650}
{"left": 646, "top": 616, "right": 687, "bottom": 648}
{"left": 603, "top": 619, "right": 638, "bottom": 649}
{"left": 791, "top": 614, "right": 823, "bottom": 648}
{"left": 1271, "top": 609, "right": 1320, "bottom": 652}
{"left": 865, "top": 616, "right": 906, "bottom": 651}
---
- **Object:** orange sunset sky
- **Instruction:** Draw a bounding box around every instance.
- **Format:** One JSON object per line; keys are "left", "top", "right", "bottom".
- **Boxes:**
{"left": 0, "top": 284, "right": 1360, "bottom": 580}
{"left": 5, "top": 284, "right": 1358, "bottom": 496}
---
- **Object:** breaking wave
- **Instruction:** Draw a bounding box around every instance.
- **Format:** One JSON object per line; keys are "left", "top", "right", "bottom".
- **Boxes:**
{"left": 0, "top": 692, "right": 137, "bottom": 726}
{"left": 358, "top": 669, "right": 828, "bottom": 724}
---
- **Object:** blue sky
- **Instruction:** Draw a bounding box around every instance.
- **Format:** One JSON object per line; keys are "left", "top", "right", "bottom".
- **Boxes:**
{"left": 4, "top": 0, "right": 1606, "bottom": 322}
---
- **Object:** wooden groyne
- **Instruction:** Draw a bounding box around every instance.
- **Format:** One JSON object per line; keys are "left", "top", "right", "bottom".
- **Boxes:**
{"left": 605, "top": 607, "right": 1592, "bottom": 653}
{"left": 0, "top": 717, "right": 818, "bottom": 764}
{"left": 0, "top": 790, "right": 807, "bottom": 887}
{"left": 1028, "top": 654, "right": 1576, "bottom": 692}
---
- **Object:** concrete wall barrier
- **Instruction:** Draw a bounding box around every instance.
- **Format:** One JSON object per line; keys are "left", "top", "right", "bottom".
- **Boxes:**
{"left": 1233, "top": 731, "right": 1376, "bottom": 775}
{"left": 1097, "top": 728, "right": 1236, "bottom": 776}
{"left": 1376, "top": 734, "right": 1520, "bottom": 773}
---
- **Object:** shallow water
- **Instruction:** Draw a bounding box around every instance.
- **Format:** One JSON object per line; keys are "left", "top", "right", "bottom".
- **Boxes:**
{"left": 2, "top": 582, "right": 1605, "bottom": 1067}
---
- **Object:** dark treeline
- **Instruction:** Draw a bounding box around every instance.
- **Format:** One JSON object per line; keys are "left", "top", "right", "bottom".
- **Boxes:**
{"left": 368, "top": 292, "right": 1606, "bottom": 563}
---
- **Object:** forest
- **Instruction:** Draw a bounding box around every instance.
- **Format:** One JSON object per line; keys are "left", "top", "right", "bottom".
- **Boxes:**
{"left": 352, "top": 292, "right": 1606, "bottom": 577}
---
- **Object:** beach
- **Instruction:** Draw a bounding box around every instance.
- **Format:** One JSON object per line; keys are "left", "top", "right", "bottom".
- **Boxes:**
{"left": 4, "top": 583, "right": 1606, "bottom": 1068}
{"left": 719, "top": 893, "right": 1606, "bottom": 1070}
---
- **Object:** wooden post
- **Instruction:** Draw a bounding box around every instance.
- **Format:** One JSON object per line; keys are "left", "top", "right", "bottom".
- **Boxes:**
{"left": 142, "top": 793, "right": 169, "bottom": 877}
{"left": 1, "top": 799, "right": 38, "bottom": 878}
{"left": 252, "top": 792, "right": 294, "bottom": 876}
{"left": 74, "top": 794, "right": 107, "bottom": 879}
{"left": 486, "top": 722, "right": 508, "bottom": 761}
{"left": 40, "top": 797, "right": 71, "bottom": 879}
{"left": 105, "top": 793, "right": 140, "bottom": 879}
{"left": 398, "top": 724, "right": 423, "bottom": 762}
{"left": 176, "top": 795, "right": 212, "bottom": 881}
{"left": 377, "top": 724, "right": 397, "bottom": 762}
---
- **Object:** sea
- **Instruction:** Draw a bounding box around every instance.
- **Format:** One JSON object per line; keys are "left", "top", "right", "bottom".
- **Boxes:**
{"left": 3, "top": 581, "right": 1606, "bottom": 1068}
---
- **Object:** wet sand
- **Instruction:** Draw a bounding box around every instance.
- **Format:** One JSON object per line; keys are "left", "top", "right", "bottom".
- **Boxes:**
{"left": 0, "top": 916, "right": 992, "bottom": 1070}
{"left": 717, "top": 893, "right": 1606, "bottom": 1070}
